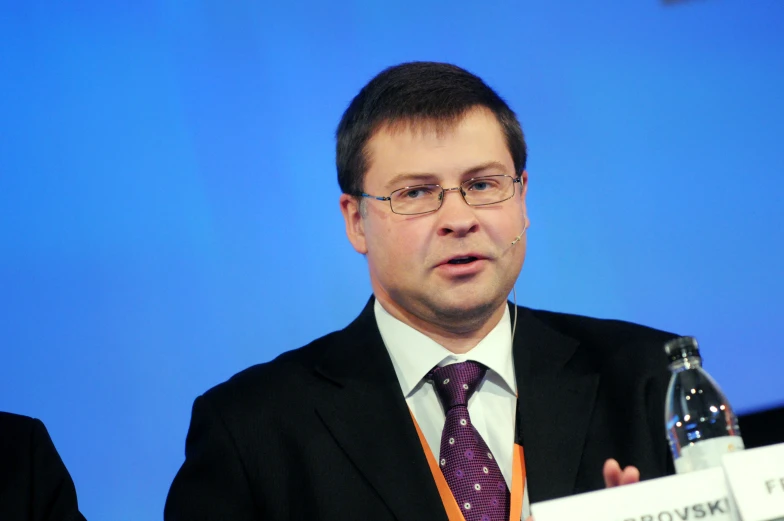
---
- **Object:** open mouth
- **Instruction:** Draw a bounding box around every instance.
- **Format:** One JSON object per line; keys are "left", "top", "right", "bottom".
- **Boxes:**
{"left": 447, "top": 256, "right": 479, "bottom": 265}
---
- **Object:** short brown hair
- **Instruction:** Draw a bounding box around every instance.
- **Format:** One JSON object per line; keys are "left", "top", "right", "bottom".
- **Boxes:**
{"left": 336, "top": 62, "right": 527, "bottom": 195}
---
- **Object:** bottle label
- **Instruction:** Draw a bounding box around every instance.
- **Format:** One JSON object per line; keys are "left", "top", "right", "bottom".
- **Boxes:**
{"left": 674, "top": 435, "right": 745, "bottom": 474}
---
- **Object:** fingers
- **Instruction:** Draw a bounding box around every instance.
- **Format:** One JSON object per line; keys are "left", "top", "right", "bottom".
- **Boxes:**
{"left": 620, "top": 464, "right": 640, "bottom": 486}
{"left": 603, "top": 458, "right": 641, "bottom": 488}
{"left": 603, "top": 458, "right": 622, "bottom": 488}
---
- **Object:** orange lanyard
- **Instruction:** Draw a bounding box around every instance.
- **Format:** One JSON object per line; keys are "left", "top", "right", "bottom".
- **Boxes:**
{"left": 410, "top": 411, "right": 526, "bottom": 521}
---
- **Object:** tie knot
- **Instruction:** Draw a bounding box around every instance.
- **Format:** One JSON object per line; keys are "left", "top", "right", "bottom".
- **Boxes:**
{"left": 428, "top": 361, "right": 486, "bottom": 410}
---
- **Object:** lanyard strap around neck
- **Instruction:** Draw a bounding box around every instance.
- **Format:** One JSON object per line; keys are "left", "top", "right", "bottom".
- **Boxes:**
{"left": 409, "top": 410, "right": 526, "bottom": 521}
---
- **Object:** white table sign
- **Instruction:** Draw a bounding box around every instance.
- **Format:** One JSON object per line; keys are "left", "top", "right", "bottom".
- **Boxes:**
{"left": 531, "top": 467, "right": 739, "bottom": 521}
{"left": 722, "top": 443, "right": 784, "bottom": 521}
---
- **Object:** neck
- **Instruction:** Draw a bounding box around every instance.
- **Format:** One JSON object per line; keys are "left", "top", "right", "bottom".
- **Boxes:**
{"left": 373, "top": 292, "right": 508, "bottom": 354}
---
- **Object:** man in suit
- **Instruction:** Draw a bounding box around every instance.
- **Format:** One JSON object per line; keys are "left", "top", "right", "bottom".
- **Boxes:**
{"left": 165, "top": 62, "right": 675, "bottom": 521}
{"left": 0, "top": 412, "right": 87, "bottom": 521}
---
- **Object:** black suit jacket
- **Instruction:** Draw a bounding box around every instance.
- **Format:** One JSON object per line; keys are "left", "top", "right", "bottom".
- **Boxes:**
{"left": 0, "top": 412, "right": 86, "bottom": 521}
{"left": 165, "top": 299, "right": 676, "bottom": 520}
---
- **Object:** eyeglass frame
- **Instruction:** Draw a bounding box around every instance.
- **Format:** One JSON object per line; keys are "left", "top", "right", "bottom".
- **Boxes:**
{"left": 354, "top": 174, "right": 524, "bottom": 216}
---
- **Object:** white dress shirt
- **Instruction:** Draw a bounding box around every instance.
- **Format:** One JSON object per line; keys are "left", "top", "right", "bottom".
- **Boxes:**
{"left": 374, "top": 299, "right": 530, "bottom": 519}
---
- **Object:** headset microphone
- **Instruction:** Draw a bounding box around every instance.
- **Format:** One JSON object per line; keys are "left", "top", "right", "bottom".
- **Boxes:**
{"left": 508, "top": 217, "right": 528, "bottom": 340}
{"left": 510, "top": 218, "right": 529, "bottom": 246}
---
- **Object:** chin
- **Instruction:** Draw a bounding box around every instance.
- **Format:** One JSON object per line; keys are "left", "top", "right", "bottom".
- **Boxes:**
{"left": 427, "top": 294, "right": 499, "bottom": 324}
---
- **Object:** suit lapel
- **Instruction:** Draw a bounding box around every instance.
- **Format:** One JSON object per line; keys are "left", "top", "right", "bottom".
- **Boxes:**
{"left": 312, "top": 299, "right": 600, "bottom": 514}
{"left": 313, "top": 299, "right": 447, "bottom": 521}
{"left": 511, "top": 306, "right": 600, "bottom": 503}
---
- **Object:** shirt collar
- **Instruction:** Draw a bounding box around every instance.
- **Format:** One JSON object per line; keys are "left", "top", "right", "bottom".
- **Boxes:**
{"left": 374, "top": 299, "right": 517, "bottom": 398}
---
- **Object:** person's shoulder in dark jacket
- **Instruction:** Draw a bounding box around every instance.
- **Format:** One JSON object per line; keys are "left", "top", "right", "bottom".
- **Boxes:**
{"left": 0, "top": 412, "right": 87, "bottom": 521}
{"left": 529, "top": 307, "right": 675, "bottom": 374}
{"left": 195, "top": 330, "right": 339, "bottom": 426}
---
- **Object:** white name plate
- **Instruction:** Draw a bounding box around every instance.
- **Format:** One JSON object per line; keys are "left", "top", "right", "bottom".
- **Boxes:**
{"left": 531, "top": 467, "right": 739, "bottom": 521}
{"left": 722, "top": 443, "right": 784, "bottom": 521}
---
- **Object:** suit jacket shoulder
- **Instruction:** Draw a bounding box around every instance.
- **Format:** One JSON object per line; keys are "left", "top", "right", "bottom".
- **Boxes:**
{"left": 529, "top": 307, "right": 675, "bottom": 353}
{"left": 0, "top": 412, "right": 86, "bottom": 521}
{"left": 199, "top": 328, "right": 343, "bottom": 423}
{"left": 524, "top": 307, "right": 675, "bottom": 379}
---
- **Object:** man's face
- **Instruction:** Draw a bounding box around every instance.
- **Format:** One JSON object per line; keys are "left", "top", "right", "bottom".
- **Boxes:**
{"left": 340, "top": 108, "right": 528, "bottom": 331}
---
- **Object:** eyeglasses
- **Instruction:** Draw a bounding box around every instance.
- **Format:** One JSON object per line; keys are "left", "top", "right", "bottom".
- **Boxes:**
{"left": 357, "top": 175, "right": 522, "bottom": 216}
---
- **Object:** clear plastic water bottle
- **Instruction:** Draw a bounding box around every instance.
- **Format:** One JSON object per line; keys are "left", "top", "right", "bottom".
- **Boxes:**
{"left": 664, "top": 336, "right": 744, "bottom": 473}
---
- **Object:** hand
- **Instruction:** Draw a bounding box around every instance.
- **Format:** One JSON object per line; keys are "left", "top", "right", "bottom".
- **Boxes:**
{"left": 602, "top": 458, "right": 640, "bottom": 488}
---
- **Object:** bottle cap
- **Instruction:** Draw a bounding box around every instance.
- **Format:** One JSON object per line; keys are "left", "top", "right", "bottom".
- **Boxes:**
{"left": 664, "top": 336, "right": 701, "bottom": 363}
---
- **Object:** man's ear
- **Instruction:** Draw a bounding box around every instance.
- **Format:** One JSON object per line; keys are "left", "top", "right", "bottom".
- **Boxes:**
{"left": 340, "top": 193, "right": 368, "bottom": 254}
{"left": 520, "top": 169, "right": 529, "bottom": 227}
{"left": 519, "top": 169, "right": 529, "bottom": 199}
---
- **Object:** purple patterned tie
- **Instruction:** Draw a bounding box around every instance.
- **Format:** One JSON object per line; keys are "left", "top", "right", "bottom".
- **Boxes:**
{"left": 429, "top": 361, "right": 510, "bottom": 521}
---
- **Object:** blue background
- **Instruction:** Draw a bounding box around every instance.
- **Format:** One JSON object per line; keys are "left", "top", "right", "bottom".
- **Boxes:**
{"left": 1, "top": 1, "right": 782, "bottom": 519}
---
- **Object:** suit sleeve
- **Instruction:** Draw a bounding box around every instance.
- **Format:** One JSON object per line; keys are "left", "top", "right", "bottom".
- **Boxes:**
{"left": 164, "top": 395, "right": 258, "bottom": 521}
{"left": 29, "top": 419, "right": 87, "bottom": 521}
{"left": 644, "top": 350, "right": 676, "bottom": 478}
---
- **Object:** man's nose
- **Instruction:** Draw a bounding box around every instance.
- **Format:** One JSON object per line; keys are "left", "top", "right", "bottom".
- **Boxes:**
{"left": 436, "top": 187, "right": 479, "bottom": 237}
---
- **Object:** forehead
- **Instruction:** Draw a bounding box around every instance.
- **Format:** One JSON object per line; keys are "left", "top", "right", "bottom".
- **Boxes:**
{"left": 364, "top": 108, "right": 514, "bottom": 189}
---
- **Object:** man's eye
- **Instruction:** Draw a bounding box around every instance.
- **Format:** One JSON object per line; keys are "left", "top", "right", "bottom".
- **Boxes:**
{"left": 401, "top": 187, "right": 431, "bottom": 199}
{"left": 467, "top": 178, "right": 501, "bottom": 192}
